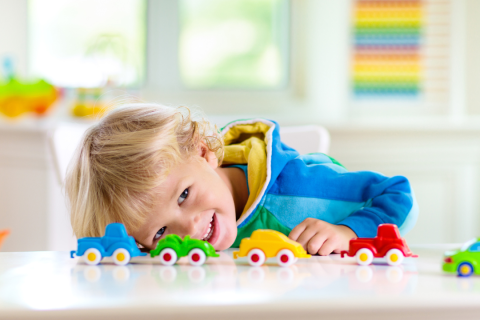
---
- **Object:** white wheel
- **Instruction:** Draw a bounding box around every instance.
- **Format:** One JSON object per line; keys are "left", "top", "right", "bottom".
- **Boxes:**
{"left": 276, "top": 249, "right": 296, "bottom": 267}
{"left": 158, "top": 248, "right": 178, "bottom": 266}
{"left": 385, "top": 249, "right": 404, "bottom": 266}
{"left": 112, "top": 248, "right": 131, "bottom": 266}
{"left": 247, "top": 248, "right": 266, "bottom": 267}
{"left": 355, "top": 248, "right": 374, "bottom": 266}
{"left": 83, "top": 248, "right": 102, "bottom": 265}
{"left": 188, "top": 248, "right": 207, "bottom": 266}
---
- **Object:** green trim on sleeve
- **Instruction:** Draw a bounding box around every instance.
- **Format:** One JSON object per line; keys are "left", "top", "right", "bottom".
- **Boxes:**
{"left": 326, "top": 154, "right": 347, "bottom": 170}
{"left": 307, "top": 152, "right": 347, "bottom": 170}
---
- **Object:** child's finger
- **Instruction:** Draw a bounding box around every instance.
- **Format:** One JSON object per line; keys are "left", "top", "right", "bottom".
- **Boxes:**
{"left": 295, "top": 226, "right": 319, "bottom": 250}
{"left": 306, "top": 232, "right": 328, "bottom": 255}
{"left": 318, "top": 237, "right": 337, "bottom": 256}
{"left": 288, "top": 222, "right": 308, "bottom": 241}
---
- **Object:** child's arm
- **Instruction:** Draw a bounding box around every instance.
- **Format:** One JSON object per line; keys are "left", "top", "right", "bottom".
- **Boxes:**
{"left": 289, "top": 218, "right": 357, "bottom": 255}
{"left": 269, "top": 154, "right": 418, "bottom": 255}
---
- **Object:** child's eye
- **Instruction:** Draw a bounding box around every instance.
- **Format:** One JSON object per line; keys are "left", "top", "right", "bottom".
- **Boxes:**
{"left": 154, "top": 226, "right": 166, "bottom": 240}
{"left": 178, "top": 188, "right": 189, "bottom": 204}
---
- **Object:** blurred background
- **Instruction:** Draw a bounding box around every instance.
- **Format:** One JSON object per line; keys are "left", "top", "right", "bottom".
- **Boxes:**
{"left": 0, "top": 0, "right": 479, "bottom": 251}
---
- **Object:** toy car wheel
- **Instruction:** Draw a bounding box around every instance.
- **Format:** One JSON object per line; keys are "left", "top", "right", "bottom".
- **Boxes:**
{"left": 188, "top": 248, "right": 207, "bottom": 266}
{"left": 247, "top": 248, "right": 266, "bottom": 267}
{"left": 112, "top": 248, "right": 131, "bottom": 266}
{"left": 458, "top": 262, "right": 474, "bottom": 277}
{"left": 355, "top": 248, "right": 374, "bottom": 266}
{"left": 276, "top": 249, "right": 296, "bottom": 267}
{"left": 83, "top": 248, "right": 102, "bottom": 265}
{"left": 158, "top": 248, "right": 178, "bottom": 266}
{"left": 385, "top": 249, "right": 404, "bottom": 266}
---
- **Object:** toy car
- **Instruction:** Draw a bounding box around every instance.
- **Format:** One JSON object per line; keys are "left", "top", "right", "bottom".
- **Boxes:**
{"left": 340, "top": 224, "right": 418, "bottom": 266}
{"left": 443, "top": 238, "right": 480, "bottom": 277}
{"left": 150, "top": 234, "right": 219, "bottom": 266}
{"left": 232, "top": 229, "right": 311, "bottom": 267}
{"left": 70, "top": 223, "right": 147, "bottom": 266}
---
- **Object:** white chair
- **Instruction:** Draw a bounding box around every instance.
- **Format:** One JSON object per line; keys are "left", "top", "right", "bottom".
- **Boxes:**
{"left": 49, "top": 122, "right": 92, "bottom": 186}
{"left": 280, "top": 125, "right": 330, "bottom": 154}
{"left": 47, "top": 122, "right": 92, "bottom": 251}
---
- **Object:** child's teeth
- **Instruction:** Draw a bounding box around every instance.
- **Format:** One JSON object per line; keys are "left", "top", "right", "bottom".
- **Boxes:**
{"left": 203, "top": 222, "right": 213, "bottom": 240}
{"left": 203, "top": 220, "right": 215, "bottom": 241}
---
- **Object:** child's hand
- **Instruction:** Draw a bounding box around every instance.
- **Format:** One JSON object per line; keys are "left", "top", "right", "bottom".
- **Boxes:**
{"left": 288, "top": 218, "right": 357, "bottom": 256}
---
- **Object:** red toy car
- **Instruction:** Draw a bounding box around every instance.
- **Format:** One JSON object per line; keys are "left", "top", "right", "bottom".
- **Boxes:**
{"left": 340, "top": 224, "right": 418, "bottom": 266}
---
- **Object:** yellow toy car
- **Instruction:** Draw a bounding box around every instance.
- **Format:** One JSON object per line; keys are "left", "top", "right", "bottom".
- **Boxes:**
{"left": 233, "top": 229, "right": 311, "bottom": 267}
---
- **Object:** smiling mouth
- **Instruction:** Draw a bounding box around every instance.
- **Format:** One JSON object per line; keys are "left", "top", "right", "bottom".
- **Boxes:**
{"left": 202, "top": 215, "right": 215, "bottom": 241}
{"left": 202, "top": 213, "right": 219, "bottom": 245}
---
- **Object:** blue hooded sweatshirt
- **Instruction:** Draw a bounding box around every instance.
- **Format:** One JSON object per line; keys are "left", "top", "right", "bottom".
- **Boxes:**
{"left": 220, "top": 119, "right": 418, "bottom": 248}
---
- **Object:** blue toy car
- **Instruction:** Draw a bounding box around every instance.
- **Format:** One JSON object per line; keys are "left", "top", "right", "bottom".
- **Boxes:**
{"left": 70, "top": 223, "right": 146, "bottom": 266}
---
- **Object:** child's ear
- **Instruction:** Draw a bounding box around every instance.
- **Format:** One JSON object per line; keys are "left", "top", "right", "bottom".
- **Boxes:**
{"left": 199, "top": 142, "right": 218, "bottom": 169}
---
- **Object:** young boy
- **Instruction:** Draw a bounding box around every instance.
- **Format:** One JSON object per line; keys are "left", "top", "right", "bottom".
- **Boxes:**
{"left": 66, "top": 103, "right": 418, "bottom": 255}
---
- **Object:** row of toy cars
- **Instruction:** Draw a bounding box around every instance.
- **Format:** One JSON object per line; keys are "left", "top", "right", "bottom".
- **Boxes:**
{"left": 70, "top": 222, "right": 480, "bottom": 277}
{"left": 71, "top": 223, "right": 421, "bottom": 268}
{"left": 70, "top": 223, "right": 309, "bottom": 267}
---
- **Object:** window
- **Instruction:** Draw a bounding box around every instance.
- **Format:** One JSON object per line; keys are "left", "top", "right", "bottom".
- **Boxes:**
{"left": 28, "top": 0, "right": 146, "bottom": 88}
{"left": 178, "top": 0, "right": 289, "bottom": 89}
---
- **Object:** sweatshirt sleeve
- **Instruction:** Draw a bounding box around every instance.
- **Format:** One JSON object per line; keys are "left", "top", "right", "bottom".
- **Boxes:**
{"left": 267, "top": 154, "right": 419, "bottom": 238}
{"left": 335, "top": 173, "right": 419, "bottom": 238}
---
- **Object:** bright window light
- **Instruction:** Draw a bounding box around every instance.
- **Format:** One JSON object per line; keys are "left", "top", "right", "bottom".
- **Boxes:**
{"left": 179, "top": 0, "right": 289, "bottom": 89}
{"left": 28, "top": 0, "right": 146, "bottom": 88}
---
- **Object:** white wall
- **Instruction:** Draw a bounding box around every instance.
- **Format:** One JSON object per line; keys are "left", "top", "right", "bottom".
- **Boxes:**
{"left": 0, "top": 0, "right": 27, "bottom": 78}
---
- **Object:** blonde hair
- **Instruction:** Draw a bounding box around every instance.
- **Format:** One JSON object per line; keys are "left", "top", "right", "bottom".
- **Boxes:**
{"left": 65, "top": 103, "right": 223, "bottom": 238}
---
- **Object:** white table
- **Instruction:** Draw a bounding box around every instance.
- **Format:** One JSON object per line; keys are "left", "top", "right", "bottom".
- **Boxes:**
{"left": 1, "top": 246, "right": 479, "bottom": 320}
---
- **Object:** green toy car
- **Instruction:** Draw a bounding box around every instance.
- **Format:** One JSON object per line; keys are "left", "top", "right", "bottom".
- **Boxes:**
{"left": 150, "top": 234, "right": 219, "bottom": 266}
{"left": 443, "top": 238, "right": 480, "bottom": 277}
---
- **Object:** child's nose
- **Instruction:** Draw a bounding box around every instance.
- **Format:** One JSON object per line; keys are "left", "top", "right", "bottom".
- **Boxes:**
{"left": 178, "top": 216, "right": 197, "bottom": 237}
{"left": 178, "top": 211, "right": 203, "bottom": 238}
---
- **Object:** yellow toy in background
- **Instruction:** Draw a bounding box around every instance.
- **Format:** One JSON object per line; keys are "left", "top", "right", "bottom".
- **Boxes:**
{"left": 71, "top": 87, "right": 109, "bottom": 118}
{"left": 0, "top": 229, "right": 10, "bottom": 250}
{"left": 233, "top": 229, "right": 311, "bottom": 267}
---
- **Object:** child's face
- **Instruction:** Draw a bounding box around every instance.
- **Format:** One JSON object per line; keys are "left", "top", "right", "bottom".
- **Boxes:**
{"left": 131, "top": 151, "right": 238, "bottom": 251}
